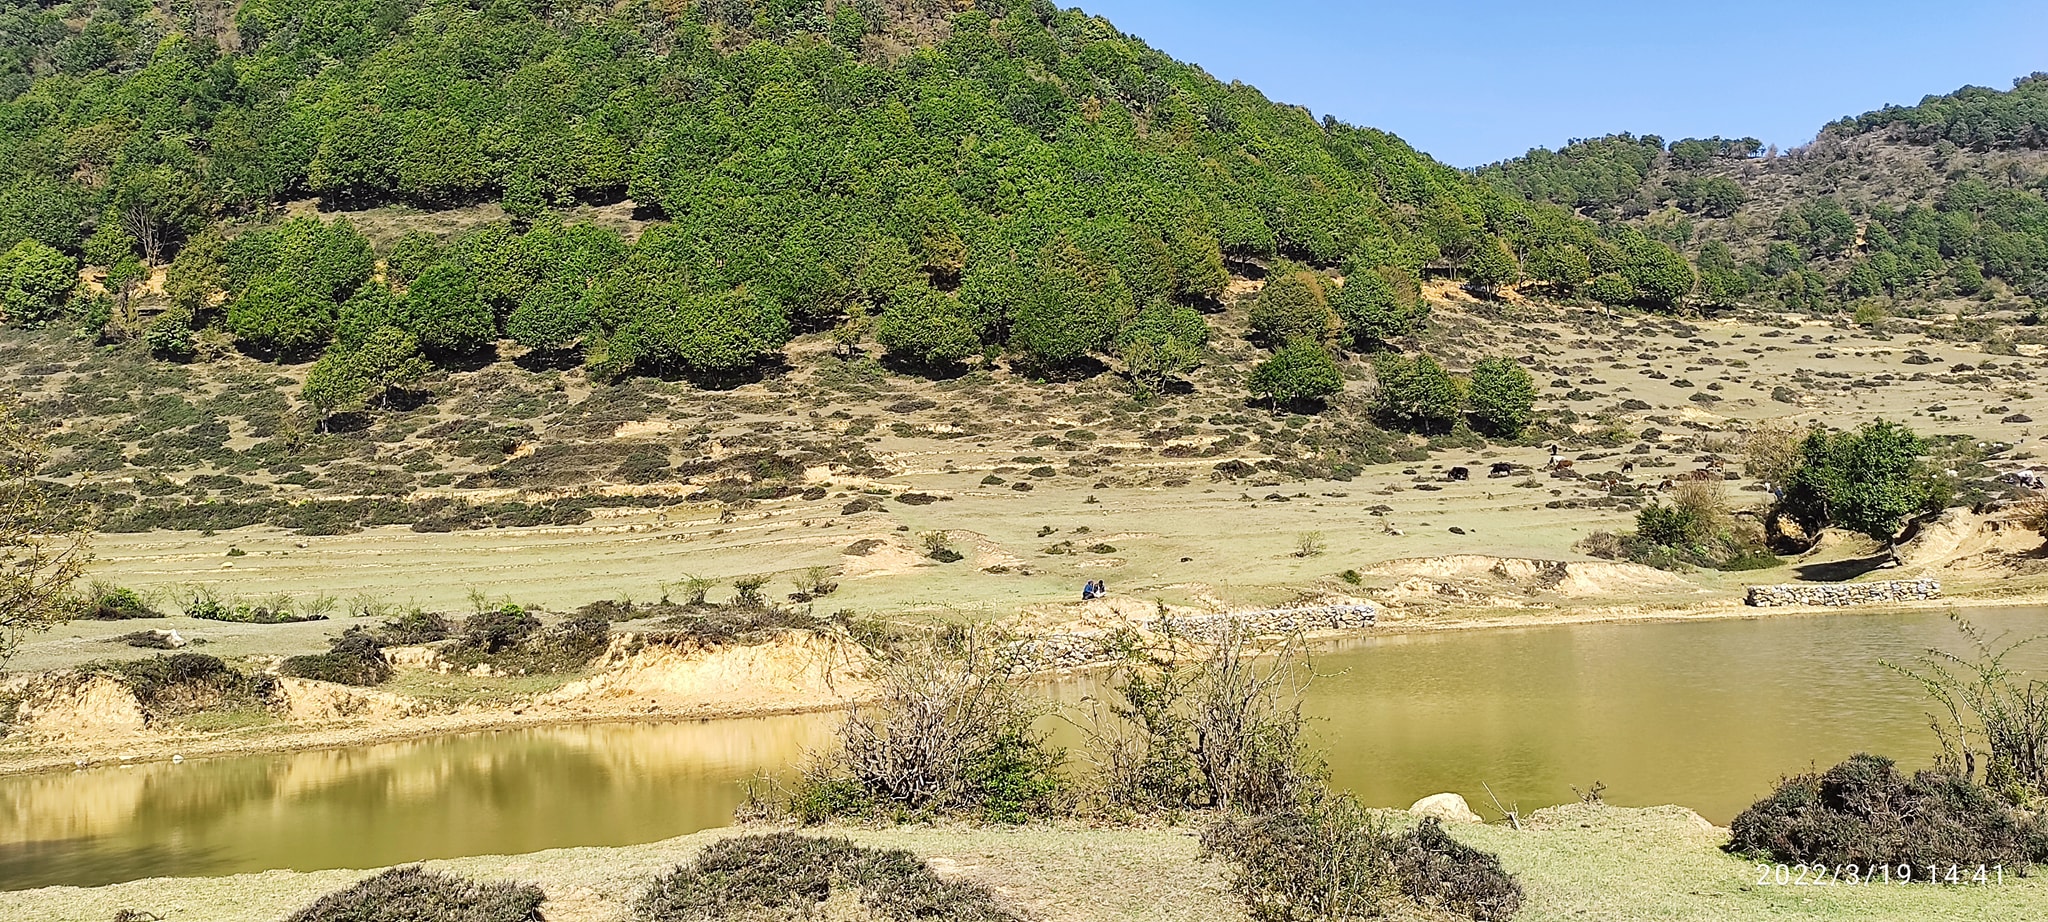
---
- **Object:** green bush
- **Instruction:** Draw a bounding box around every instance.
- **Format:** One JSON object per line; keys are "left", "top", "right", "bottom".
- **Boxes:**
{"left": 635, "top": 833, "right": 1019, "bottom": 922}
{"left": 71, "top": 582, "right": 157, "bottom": 620}
{"left": 1727, "top": 753, "right": 2048, "bottom": 880}
{"left": 1248, "top": 340, "right": 1343, "bottom": 409}
{"left": 286, "top": 866, "right": 544, "bottom": 922}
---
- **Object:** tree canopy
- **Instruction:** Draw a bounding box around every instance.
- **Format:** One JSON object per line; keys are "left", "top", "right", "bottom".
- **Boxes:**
{"left": 1780, "top": 421, "right": 1948, "bottom": 541}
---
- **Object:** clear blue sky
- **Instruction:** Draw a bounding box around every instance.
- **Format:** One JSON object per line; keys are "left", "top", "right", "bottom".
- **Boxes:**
{"left": 1073, "top": 0, "right": 2048, "bottom": 167}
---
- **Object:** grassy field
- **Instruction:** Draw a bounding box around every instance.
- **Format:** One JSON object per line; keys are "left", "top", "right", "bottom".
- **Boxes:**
{"left": 23, "top": 292, "right": 2048, "bottom": 623}
{"left": 4, "top": 807, "right": 2041, "bottom": 922}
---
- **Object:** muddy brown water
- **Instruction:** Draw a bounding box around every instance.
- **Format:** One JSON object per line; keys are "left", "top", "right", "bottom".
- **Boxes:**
{"left": 6, "top": 607, "right": 2047, "bottom": 890}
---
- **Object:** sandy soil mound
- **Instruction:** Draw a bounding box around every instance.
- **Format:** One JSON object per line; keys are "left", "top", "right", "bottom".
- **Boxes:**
{"left": 538, "top": 631, "right": 868, "bottom": 715}
{"left": 1367, "top": 555, "right": 1695, "bottom": 599}
{"left": 276, "top": 677, "right": 431, "bottom": 722}
{"left": 9, "top": 675, "right": 147, "bottom": 741}
{"left": 1892, "top": 507, "right": 2048, "bottom": 575}
{"left": 841, "top": 537, "right": 929, "bottom": 579}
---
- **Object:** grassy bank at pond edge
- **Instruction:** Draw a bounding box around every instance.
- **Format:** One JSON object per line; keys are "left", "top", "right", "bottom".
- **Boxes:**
{"left": 4, "top": 806, "right": 2043, "bottom": 922}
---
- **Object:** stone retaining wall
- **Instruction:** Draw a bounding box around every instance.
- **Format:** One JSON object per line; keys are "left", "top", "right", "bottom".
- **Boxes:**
{"left": 1744, "top": 579, "right": 1941, "bottom": 608}
{"left": 1007, "top": 604, "right": 1377, "bottom": 672}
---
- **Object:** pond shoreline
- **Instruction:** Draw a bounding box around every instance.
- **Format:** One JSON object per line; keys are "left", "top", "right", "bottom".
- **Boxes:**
{"left": 4, "top": 585, "right": 2043, "bottom": 779}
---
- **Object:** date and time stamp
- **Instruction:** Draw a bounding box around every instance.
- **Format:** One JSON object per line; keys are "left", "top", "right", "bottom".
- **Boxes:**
{"left": 1751, "top": 863, "right": 2010, "bottom": 886}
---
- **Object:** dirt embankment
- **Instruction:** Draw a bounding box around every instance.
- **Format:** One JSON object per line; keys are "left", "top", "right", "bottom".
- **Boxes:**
{"left": 0, "top": 629, "right": 871, "bottom": 776}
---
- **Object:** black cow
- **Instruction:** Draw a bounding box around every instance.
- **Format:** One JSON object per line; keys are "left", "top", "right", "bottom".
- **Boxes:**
{"left": 1448, "top": 466, "right": 1471, "bottom": 482}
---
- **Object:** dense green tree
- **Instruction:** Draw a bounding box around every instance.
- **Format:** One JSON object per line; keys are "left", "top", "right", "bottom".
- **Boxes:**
{"left": 1588, "top": 273, "right": 1636, "bottom": 306}
{"left": 1116, "top": 301, "right": 1209, "bottom": 390}
{"left": 1008, "top": 241, "right": 1130, "bottom": 369}
{"left": 1781, "top": 420, "right": 1947, "bottom": 541}
{"left": 165, "top": 227, "right": 228, "bottom": 312}
{"left": 1247, "top": 339, "right": 1342, "bottom": 409}
{"left": 1463, "top": 237, "right": 1519, "bottom": 296}
{"left": 600, "top": 287, "right": 790, "bottom": 381}
{"left": 1371, "top": 352, "right": 1463, "bottom": 433}
{"left": 0, "top": 240, "right": 77, "bottom": 325}
{"left": 1526, "top": 244, "right": 1592, "bottom": 295}
{"left": 400, "top": 263, "right": 498, "bottom": 356}
{"left": 303, "top": 327, "right": 431, "bottom": 425}
{"left": 1248, "top": 270, "right": 1341, "bottom": 346}
{"left": 506, "top": 282, "right": 591, "bottom": 353}
{"left": 1617, "top": 232, "right": 1695, "bottom": 308}
{"left": 384, "top": 232, "right": 443, "bottom": 287}
{"left": 876, "top": 288, "right": 979, "bottom": 370}
{"left": 1331, "top": 265, "right": 1426, "bottom": 348}
{"left": 227, "top": 273, "right": 334, "bottom": 358}
{"left": 1466, "top": 356, "right": 1536, "bottom": 438}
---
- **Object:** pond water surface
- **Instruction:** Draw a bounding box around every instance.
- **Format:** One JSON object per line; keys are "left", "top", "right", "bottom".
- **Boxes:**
{"left": 6, "top": 607, "right": 2046, "bottom": 890}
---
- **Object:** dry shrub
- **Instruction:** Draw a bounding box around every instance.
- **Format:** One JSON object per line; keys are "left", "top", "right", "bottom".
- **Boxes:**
{"left": 99, "top": 653, "right": 275, "bottom": 719}
{"left": 1204, "top": 794, "right": 1524, "bottom": 922}
{"left": 2017, "top": 498, "right": 2048, "bottom": 540}
{"left": 1083, "top": 626, "right": 1322, "bottom": 816}
{"left": 636, "top": 833, "right": 1019, "bottom": 922}
{"left": 1891, "top": 616, "right": 2048, "bottom": 800}
{"left": 280, "top": 628, "right": 392, "bottom": 686}
{"left": 1728, "top": 753, "right": 2048, "bottom": 879}
{"left": 286, "top": 866, "right": 543, "bottom": 922}
{"left": 1575, "top": 530, "right": 1626, "bottom": 560}
{"left": 778, "top": 627, "right": 1063, "bottom": 824}
{"left": 1744, "top": 419, "right": 1808, "bottom": 484}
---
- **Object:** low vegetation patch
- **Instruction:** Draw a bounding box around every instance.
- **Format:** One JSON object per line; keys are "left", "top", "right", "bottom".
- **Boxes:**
{"left": 766, "top": 627, "right": 1066, "bottom": 825}
{"left": 1204, "top": 794, "right": 1524, "bottom": 921}
{"left": 1728, "top": 753, "right": 2048, "bottom": 879}
{"left": 67, "top": 581, "right": 158, "bottom": 620}
{"left": 376, "top": 609, "right": 452, "bottom": 645}
{"left": 635, "top": 833, "right": 1019, "bottom": 922}
{"left": 439, "top": 608, "right": 609, "bottom": 675}
{"left": 286, "top": 866, "right": 544, "bottom": 922}
{"left": 280, "top": 629, "right": 393, "bottom": 687}
{"left": 183, "top": 588, "right": 330, "bottom": 624}
{"left": 90, "top": 653, "right": 276, "bottom": 721}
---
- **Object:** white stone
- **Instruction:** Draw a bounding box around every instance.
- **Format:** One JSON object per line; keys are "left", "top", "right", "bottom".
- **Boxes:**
{"left": 1410, "top": 792, "right": 1484, "bottom": 824}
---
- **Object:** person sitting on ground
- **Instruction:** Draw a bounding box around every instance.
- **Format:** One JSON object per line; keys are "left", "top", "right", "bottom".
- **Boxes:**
{"left": 1081, "top": 580, "right": 1098, "bottom": 600}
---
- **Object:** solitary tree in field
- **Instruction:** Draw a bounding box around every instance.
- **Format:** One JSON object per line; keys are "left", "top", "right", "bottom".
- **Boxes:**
{"left": 1, "top": 404, "right": 89, "bottom": 669}
{"left": 1781, "top": 420, "right": 1948, "bottom": 542}
{"left": 1248, "top": 339, "right": 1342, "bottom": 410}
{"left": 1466, "top": 357, "right": 1536, "bottom": 438}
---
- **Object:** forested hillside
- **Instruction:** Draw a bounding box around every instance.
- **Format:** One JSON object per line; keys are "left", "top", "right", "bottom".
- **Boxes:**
{"left": 0, "top": 0, "right": 1704, "bottom": 414}
{"left": 1479, "top": 75, "right": 2048, "bottom": 318}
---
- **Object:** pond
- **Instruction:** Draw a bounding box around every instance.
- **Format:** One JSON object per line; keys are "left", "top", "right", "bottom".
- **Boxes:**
{"left": 6, "top": 606, "right": 2044, "bottom": 890}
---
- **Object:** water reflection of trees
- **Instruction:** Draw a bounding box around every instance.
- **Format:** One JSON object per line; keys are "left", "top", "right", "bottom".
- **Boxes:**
{"left": 0, "top": 714, "right": 834, "bottom": 888}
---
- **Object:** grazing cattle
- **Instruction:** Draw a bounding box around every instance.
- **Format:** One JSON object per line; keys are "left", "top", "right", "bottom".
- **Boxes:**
{"left": 1550, "top": 458, "right": 1574, "bottom": 472}
{"left": 1448, "top": 467, "right": 1470, "bottom": 482}
{"left": 1620, "top": 461, "right": 1636, "bottom": 473}
{"left": 1659, "top": 479, "right": 1675, "bottom": 491}
{"left": 1489, "top": 462, "right": 1517, "bottom": 477}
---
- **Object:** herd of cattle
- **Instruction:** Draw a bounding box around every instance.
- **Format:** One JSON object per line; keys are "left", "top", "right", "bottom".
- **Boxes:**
{"left": 1439, "top": 449, "right": 1730, "bottom": 493}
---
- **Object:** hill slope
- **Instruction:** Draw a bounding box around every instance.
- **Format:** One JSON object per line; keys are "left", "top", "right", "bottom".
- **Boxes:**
{"left": 1479, "top": 75, "right": 2048, "bottom": 321}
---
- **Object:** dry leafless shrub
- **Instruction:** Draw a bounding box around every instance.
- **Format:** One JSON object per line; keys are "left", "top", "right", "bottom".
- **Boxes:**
{"left": 1744, "top": 419, "right": 1809, "bottom": 485}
